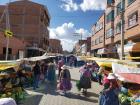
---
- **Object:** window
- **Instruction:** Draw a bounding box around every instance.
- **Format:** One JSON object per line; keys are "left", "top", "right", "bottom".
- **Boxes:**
{"left": 95, "top": 38, "right": 99, "bottom": 45}
{"left": 116, "top": 22, "right": 121, "bottom": 34}
{"left": 106, "top": 10, "right": 114, "bottom": 23}
{"left": 128, "top": 0, "right": 136, "bottom": 5}
{"left": 95, "top": 22, "right": 103, "bottom": 32}
{"left": 116, "top": 0, "right": 125, "bottom": 16}
{"left": 3, "top": 47, "right": 12, "bottom": 54}
{"left": 128, "top": 11, "right": 138, "bottom": 27}
{"left": 99, "top": 36, "right": 103, "bottom": 43}
{"left": 107, "top": 0, "right": 114, "bottom": 6}
{"left": 106, "top": 28, "right": 113, "bottom": 38}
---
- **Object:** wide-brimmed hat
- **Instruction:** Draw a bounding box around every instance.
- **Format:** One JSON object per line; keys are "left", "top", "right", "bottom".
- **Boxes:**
{"left": 107, "top": 73, "right": 117, "bottom": 80}
{"left": 61, "top": 65, "right": 68, "bottom": 70}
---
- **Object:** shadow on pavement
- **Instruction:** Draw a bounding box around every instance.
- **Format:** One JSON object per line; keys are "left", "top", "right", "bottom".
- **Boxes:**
{"left": 25, "top": 77, "right": 60, "bottom": 95}
{"left": 64, "top": 92, "right": 98, "bottom": 103}
{"left": 85, "top": 91, "right": 99, "bottom": 98}
{"left": 19, "top": 94, "right": 43, "bottom": 105}
{"left": 71, "top": 78, "right": 78, "bottom": 82}
{"left": 44, "top": 82, "right": 59, "bottom": 96}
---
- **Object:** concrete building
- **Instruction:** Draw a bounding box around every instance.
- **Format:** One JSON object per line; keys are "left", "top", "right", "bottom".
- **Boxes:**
{"left": 49, "top": 39, "right": 63, "bottom": 54}
{"left": 114, "top": 0, "right": 140, "bottom": 58}
{"left": 0, "top": 32, "right": 26, "bottom": 60}
{"left": 0, "top": 0, "right": 50, "bottom": 57}
{"left": 86, "top": 37, "right": 91, "bottom": 55}
{"left": 91, "top": 14, "right": 105, "bottom": 57}
{"left": 74, "top": 40, "right": 86, "bottom": 55}
{"left": 91, "top": 0, "right": 140, "bottom": 59}
{"left": 74, "top": 38, "right": 91, "bottom": 56}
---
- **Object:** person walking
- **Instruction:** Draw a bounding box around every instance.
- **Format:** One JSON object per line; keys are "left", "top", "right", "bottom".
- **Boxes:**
{"left": 58, "top": 65, "right": 72, "bottom": 94}
{"left": 57, "top": 59, "right": 64, "bottom": 78}
{"left": 78, "top": 63, "right": 92, "bottom": 95}
{"left": 32, "top": 61, "right": 41, "bottom": 90}
{"left": 47, "top": 62, "right": 56, "bottom": 84}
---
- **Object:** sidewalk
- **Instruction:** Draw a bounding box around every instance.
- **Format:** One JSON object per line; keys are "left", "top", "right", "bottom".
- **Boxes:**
{"left": 20, "top": 67, "right": 103, "bottom": 105}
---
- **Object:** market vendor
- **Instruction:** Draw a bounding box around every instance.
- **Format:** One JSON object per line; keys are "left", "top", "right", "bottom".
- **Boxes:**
{"left": 99, "top": 73, "right": 120, "bottom": 105}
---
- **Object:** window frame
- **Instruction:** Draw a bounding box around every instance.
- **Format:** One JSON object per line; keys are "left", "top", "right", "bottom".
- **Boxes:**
{"left": 106, "top": 10, "right": 114, "bottom": 23}
{"left": 115, "top": 22, "right": 121, "bottom": 34}
{"left": 128, "top": 11, "right": 138, "bottom": 28}
{"left": 128, "top": 0, "right": 136, "bottom": 6}
{"left": 106, "top": 28, "right": 114, "bottom": 39}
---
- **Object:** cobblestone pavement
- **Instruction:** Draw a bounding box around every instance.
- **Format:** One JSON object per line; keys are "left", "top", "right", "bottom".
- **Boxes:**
{"left": 20, "top": 67, "right": 103, "bottom": 105}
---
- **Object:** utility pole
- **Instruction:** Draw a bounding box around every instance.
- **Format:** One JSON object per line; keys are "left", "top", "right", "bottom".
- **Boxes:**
{"left": 5, "top": 0, "right": 11, "bottom": 60}
{"left": 120, "top": 0, "right": 125, "bottom": 60}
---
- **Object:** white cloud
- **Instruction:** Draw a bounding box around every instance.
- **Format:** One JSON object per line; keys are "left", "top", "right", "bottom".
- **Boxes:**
{"left": 60, "top": 0, "right": 79, "bottom": 12}
{"left": 49, "top": 22, "right": 90, "bottom": 51}
{"left": 60, "top": 0, "right": 106, "bottom": 12}
{"left": 80, "top": 0, "right": 106, "bottom": 12}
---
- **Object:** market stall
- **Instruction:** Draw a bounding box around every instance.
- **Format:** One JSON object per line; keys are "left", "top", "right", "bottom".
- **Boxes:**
{"left": 112, "top": 63, "right": 140, "bottom": 105}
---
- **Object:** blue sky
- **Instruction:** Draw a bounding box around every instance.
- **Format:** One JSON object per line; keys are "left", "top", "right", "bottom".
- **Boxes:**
{"left": 0, "top": 0, "right": 106, "bottom": 51}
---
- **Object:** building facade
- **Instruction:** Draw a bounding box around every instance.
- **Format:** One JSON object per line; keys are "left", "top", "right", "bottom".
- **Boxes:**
{"left": 49, "top": 39, "right": 63, "bottom": 54}
{"left": 91, "top": 13, "right": 105, "bottom": 57}
{"left": 74, "top": 40, "right": 87, "bottom": 55}
{"left": 0, "top": 32, "right": 26, "bottom": 60}
{"left": 0, "top": 0, "right": 50, "bottom": 57}
{"left": 91, "top": 0, "right": 140, "bottom": 59}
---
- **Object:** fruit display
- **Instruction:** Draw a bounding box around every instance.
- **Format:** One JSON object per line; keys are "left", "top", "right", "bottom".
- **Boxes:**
{"left": 119, "top": 93, "right": 132, "bottom": 105}
{"left": 0, "top": 67, "right": 26, "bottom": 102}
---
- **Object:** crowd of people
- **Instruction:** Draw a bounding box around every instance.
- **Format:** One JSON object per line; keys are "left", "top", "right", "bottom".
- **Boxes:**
{"left": 1, "top": 55, "right": 139, "bottom": 105}
{"left": 31, "top": 56, "right": 75, "bottom": 94}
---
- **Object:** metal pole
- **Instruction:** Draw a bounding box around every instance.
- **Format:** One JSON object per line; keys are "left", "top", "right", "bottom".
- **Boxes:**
{"left": 5, "top": 0, "right": 11, "bottom": 60}
{"left": 120, "top": 0, "right": 124, "bottom": 60}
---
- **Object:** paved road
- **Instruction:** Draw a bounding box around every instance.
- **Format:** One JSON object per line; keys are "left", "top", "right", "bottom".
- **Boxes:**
{"left": 20, "top": 67, "right": 103, "bottom": 105}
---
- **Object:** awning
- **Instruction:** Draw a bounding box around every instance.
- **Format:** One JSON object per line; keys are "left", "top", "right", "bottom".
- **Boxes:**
{"left": 117, "top": 42, "right": 140, "bottom": 53}
{"left": 112, "top": 63, "right": 140, "bottom": 84}
{"left": 97, "top": 48, "right": 108, "bottom": 55}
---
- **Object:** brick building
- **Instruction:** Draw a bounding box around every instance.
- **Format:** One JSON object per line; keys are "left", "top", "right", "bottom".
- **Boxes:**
{"left": 91, "top": 14, "right": 105, "bottom": 57}
{"left": 91, "top": 0, "right": 140, "bottom": 59}
{"left": 49, "top": 39, "right": 63, "bottom": 54}
{"left": 0, "top": 0, "right": 50, "bottom": 57}
{"left": 0, "top": 32, "right": 26, "bottom": 60}
{"left": 74, "top": 39, "right": 90, "bottom": 56}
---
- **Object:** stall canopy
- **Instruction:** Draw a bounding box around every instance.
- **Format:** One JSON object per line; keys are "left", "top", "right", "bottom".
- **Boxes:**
{"left": 112, "top": 63, "right": 140, "bottom": 84}
{"left": 0, "top": 61, "right": 20, "bottom": 70}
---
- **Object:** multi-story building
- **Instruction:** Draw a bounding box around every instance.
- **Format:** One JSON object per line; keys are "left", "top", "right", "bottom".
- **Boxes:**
{"left": 49, "top": 39, "right": 63, "bottom": 54}
{"left": 74, "top": 40, "right": 86, "bottom": 55}
{"left": 91, "top": 13, "right": 105, "bottom": 57}
{"left": 86, "top": 37, "right": 91, "bottom": 55}
{"left": 0, "top": 0, "right": 50, "bottom": 57}
{"left": 114, "top": 0, "right": 140, "bottom": 58}
{"left": 91, "top": 0, "right": 140, "bottom": 59}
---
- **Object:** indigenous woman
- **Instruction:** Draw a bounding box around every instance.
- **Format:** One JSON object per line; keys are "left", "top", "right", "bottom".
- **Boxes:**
{"left": 58, "top": 65, "right": 72, "bottom": 94}
{"left": 78, "top": 63, "right": 92, "bottom": 94}
{"left": 47, "top": 62, "right": 56, "bottom": 84}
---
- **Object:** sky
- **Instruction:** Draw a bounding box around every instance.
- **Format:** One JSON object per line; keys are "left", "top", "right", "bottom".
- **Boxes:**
{"left": 0, "top": 0, "right": 106, "bottom": 51}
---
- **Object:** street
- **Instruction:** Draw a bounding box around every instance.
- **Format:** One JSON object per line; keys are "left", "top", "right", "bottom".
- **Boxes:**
{"left": 20, "top": 67, "right": 103, "bottom": 105}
